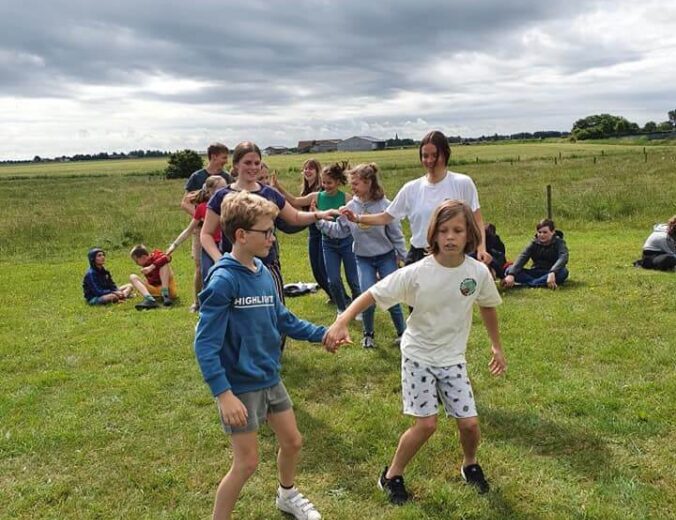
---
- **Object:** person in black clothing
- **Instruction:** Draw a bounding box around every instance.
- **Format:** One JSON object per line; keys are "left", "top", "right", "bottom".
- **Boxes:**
{"left": 502, "top": 219, "right": 569, "bottom": 289}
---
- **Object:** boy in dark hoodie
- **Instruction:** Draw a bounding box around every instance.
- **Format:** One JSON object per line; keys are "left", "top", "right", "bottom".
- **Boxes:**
{"left": 502, "top": 219, "right": 569, "bottom": 290}
{"left": 194, "top": 191, "right": 335, "bottom": 520}
{"left": 82, "top": 248, "right": 133, "bottom": 305}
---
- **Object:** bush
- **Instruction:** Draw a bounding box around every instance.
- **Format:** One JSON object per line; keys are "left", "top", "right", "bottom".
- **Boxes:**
{"left": 165, "top": 150, "right": 203, "bottom": 179}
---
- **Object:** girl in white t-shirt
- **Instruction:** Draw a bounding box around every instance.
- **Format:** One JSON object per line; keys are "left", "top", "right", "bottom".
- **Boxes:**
{"left": 326, "top": 199, "right": 507, "bottom": 503}
{"left": 341, "top": 130, "right": 492, "bottom": 267}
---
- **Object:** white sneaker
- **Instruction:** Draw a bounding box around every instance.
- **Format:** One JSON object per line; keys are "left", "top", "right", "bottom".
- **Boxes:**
{"left": 361, "top": 334, "right": 375, "bottom": 349}
{"left": 276, "top": 488, "right": 321, "bottom": 520}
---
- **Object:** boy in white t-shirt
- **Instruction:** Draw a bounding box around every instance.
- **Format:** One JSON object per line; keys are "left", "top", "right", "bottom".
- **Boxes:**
{"left": 326, "top": 199, "right": 507, "bottom": 504}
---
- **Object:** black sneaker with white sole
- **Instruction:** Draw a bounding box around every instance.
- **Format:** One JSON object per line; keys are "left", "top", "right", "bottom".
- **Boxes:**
{"left": 378, "top": 466, "right": 409, "bottom": 505}
{"left": 461, "top": 463, "right": 490, "bottom": 494}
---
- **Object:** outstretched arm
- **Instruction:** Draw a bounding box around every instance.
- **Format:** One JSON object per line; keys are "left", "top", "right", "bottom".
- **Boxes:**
{"left": 340, "top": 208, "right": 394, "bottom": 226}
{"left": 167, "top": 218, "right": 199, "bottom": 255}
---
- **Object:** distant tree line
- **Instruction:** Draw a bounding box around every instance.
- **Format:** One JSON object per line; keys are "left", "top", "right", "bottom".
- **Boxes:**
{"left": 571, "top": 109, "right": 676, "bottom": 140}
{"left": 0, "top": 149, "right": 170, "bottom": 165}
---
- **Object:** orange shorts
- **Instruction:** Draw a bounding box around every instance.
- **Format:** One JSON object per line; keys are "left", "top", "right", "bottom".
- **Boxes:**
{"left": 145, "top": 277, "right": 178, "bottom": 299}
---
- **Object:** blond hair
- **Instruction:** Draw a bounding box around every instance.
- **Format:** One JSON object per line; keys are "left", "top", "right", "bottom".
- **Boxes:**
{"left": 347, "top": 162, "right": 385, "bottom": 200}
{"left": 220, "top": 191, "right": 279, "bottom": 242}
{"left": 426, "top": 200, "right": 481, "bottom": 255}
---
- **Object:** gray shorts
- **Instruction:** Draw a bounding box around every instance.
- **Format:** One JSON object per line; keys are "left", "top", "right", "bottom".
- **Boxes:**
{"left": 401, "top": 357, "right": 477, "bottom": 419}
{"left": 217, "top": 381, "right": 293, "bottom": 434}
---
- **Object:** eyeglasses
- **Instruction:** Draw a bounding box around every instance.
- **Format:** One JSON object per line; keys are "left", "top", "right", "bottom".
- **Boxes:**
{"left": 245, "top": 226, "right": 276, "bottom": 240}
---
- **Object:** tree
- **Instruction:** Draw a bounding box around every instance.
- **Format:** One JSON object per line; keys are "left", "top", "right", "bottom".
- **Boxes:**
{"left": 643, "top": 121, "right": 657, "bottom": 133}
{"left": 668, "top": 109, "right": 676, "bottom": 126}
{"left": 656, "top": 121, "right": 674, "bottom": 132}
{"left": 165, "top": 149, "right": 203, "bottom": 179}
{"left": 571, "top": 113, "right": 639, "bottom": 140}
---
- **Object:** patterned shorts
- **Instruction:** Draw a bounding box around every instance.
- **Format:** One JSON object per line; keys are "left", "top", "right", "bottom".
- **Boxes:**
{"left": 401, "top": 357, "right": 477, "bottom": 418}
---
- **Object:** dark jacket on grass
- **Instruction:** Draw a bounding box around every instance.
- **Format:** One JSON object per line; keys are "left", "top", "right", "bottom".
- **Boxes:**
{"left": 506, "top": 233, "right": 568, "bottom": 275}
{"left": 82, "top": 248, "right": 118, "bottom": 300}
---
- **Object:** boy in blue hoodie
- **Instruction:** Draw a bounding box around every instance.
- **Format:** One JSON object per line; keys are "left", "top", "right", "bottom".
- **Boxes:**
{"left": 194, "top": 191, "right": 335, "bottom": 520}
{"left": 82, "top": 248, "right": 133, "bottom": 305}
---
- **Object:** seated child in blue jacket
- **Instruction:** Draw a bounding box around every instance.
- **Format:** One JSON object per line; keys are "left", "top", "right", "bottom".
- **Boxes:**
{"left": 82, "top": 248, "right": 133, "bottom": 305}
{"left": 194, "top": 191, "right": 336, "bottom": 520}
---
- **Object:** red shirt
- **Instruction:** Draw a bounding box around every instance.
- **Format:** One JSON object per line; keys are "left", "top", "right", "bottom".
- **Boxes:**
{"left": 194, "top": 202, "right": 222, "bottom": 243}
{"left": 143, "top": 249, "right": 171, "bottom": 286}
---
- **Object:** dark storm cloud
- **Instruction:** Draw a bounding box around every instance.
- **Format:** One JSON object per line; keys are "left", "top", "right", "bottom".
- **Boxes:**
{"left": 0, "top": 0, "right": 609, "bottom": 106}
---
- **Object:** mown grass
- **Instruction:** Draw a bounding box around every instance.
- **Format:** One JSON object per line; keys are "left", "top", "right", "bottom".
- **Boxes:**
{"left": 1, "top": 143, "right": 674, "bottom": 519}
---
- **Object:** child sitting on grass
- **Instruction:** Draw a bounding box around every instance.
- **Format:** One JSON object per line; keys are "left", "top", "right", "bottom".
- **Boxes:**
{"left": 325, "top": 199, "right": 506, "bottom": 504}
{"left": 129, "top": 245, "right": 177, "bottom": 310}
{"left": 82, "top": 247, "right": 133, "bottom": 305}
{"left": 194, "top": 191, "right": 336, "bottom": 520}
{"left": 501, "top": 218, "right": 569, "bottom": 289}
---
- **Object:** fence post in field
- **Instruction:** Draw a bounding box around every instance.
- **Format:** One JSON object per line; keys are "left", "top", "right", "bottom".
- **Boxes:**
{"left": 593, "top": 156, "right": 597, "bottom": 164}
{"left": 644, "top": 148, "right": 648, "bottom": 162}
{"left": 559, "top": 151, "right": 562, "bottom": 160}
{"left": 554, "top": 156, "right": 557, "bottom": 165}
{"left": 546, "top": 185, "right": 552, "bottom": 220}
{"left": 476, "top": 156, "right": 479, "bottom": 163}
{"left": 601, "top": 150, "right": 605, "bottom": 157}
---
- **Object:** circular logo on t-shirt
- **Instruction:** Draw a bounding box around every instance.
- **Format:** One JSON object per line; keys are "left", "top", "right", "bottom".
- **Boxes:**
{"left": 459, "top": 278, "right": 477, "bottom": 296}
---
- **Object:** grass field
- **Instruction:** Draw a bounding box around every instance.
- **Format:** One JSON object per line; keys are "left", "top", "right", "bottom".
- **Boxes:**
{"left": 1, "top": 142, "right": 674, "bottom": 519}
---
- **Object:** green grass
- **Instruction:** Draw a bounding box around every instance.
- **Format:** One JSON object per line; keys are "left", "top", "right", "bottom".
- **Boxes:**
{"left": 1, "top": 143, "right": 675, "bottom": 519}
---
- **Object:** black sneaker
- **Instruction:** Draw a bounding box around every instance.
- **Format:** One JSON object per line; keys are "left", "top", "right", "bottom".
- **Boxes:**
{"left": 162, "top": 296, "right": 174, "bottom": 307}
{"left": 461, "top": 463, "right": 490, "bottom": 494}
{"left": 378, "top": 466, "right": 409, "bottom": 505}
{"left": 135, "top": 299, "right": 159, "bottom": 310}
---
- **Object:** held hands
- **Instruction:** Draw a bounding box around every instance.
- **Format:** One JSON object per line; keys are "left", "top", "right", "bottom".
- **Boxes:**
{"left": 339, "top": 207, "right": 358, "bottom": 222}
{"left": 488, "top": 345, "right": 507, "bottom": 376}
{"left": 218, "top": 391, "right": 249, "bottom": 428}
{"left": 546, "top": 272, "right": 557, "bottom": 290}
{"left": 322, "top": 321, "right": 352, "bottom": 353}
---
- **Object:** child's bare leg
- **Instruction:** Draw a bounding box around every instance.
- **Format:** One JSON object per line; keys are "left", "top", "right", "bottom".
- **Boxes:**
{"left": 387, "top": 415, "right": 437, "bottom": 478}
{"left": 456, "top": 416, "right": 480, "bottom": 466}
{"left": 129, "top": 274, "right": 152, "bottom": 298}
{"left": 267, "top": 409, "right": 302, "bottom": 487}
{"left": 213, "top": 432, "right": 258, "bottom": 520}
{"left": 118, "top": 283, "right": 134, "bottom": 298}
{"left": 159, "top": 265, "right": 172, "bottom": 289}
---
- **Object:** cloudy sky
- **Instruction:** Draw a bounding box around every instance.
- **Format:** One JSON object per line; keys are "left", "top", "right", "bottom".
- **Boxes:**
{"left": 1, "top": 0, "right": 674, "bottom": 160}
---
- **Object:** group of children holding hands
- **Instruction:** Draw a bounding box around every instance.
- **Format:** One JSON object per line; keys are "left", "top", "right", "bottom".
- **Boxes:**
{"left": 84, "top": 130, "right": 630, "bottom": 520}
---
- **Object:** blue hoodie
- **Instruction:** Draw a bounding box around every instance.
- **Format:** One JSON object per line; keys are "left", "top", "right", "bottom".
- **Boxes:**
{"left": 82, "top": 248, "right": 118, "bottom": 301}
{"left": 194, "top": 254, "right": 327, "bottom": 397}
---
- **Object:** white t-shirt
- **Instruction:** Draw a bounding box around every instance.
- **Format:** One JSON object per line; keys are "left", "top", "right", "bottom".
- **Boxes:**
{"left": 370, "top": 255, "right": 501, "bottom": 366}
{"left": 386, "top": 171, "right": 480, "bottom": 248}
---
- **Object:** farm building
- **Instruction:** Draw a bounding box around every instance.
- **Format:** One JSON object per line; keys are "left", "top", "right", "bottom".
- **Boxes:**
{"left": 297, "top": 139, "right": 342, "bottom": 153}
{"left": 337, "top": 136, "right": 386, "bottom": 152}
{"left": 263, "top": 146, "right": 289, "bottom": 156}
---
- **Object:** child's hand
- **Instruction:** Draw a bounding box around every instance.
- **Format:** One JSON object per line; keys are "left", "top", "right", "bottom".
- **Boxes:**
{"left": 323, "top": 322, "right": 351, "bottom": 353}
{"left": 270, "top": 172, "right": 280, "bottom": 188}
{"left": 141, "top": 265, "right": 155, "bottom": 275}
{"left": 501, "top": 275, "right": 515, "bottom": 288}
{"left": 546, "top": 272, "right": 557, "bottom": 290}
{"left": 339, "top": 208, "right": 358, "bottom": 222}
{"left": 309, "top": 198, "right": 317, "bottom": 212}
{"left": 217, "top": 391, "right": 249, "bottom": 428}
{"left": 488, "top": 345, "right": 507, "bottom": 376}
{"left": 317, "top": 209, "right": 339, "bottom": 220}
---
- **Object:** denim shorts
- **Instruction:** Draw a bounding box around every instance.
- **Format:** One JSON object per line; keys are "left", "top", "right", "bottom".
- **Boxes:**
{"left": 217, "top": 381, "right": 293, "bottom": 434}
